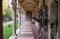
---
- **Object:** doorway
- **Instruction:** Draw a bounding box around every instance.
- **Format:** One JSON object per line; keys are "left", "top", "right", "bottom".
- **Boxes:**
{"left": 26, "top": 11, "right": 32, "bottom": 21}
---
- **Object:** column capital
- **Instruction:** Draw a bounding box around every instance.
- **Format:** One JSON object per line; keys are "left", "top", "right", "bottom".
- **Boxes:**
{"left": 11, "top": 2, "right": 17, "bottom": 5}
{"left": 11, "top": 2, "right": 17, "bottom": 10}
{"left": 12, "top": 5, "right": 17, "bottom": 11}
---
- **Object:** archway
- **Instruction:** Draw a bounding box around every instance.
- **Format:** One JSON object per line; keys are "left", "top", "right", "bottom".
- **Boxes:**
{"left": 26, "top": 11, "right": 32, "bottom": 21}
{"left": 50, "top": 0, "right": 58, "bottom": 39}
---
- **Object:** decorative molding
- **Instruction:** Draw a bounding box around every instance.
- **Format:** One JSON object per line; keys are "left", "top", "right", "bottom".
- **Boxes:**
{"left": 34, "top": 0, "right": 39, "bottom": 5}
{"left": 20, "top": 0, "right": 25, "bottom": 4}
{"left": 24, "top": 6, "right": 35, "bottom": 11}
{"left": 23, "top": 3, "right": 36, "bottom": 8}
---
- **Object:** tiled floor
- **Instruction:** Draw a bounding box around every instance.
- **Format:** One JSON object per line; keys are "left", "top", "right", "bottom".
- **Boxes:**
{"left": 16, "top": 21, "right": 39, "bottom": 39}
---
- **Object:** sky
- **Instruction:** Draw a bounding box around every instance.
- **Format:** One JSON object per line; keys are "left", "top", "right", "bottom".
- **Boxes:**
{"left": 5, "top": 0, "right": 12, "bottom": 4}
{"left": 5, "top": 0, "right": 12, "bottom": 8}
{"left": 5, "top": 0, "right": 18, "bottom": 9}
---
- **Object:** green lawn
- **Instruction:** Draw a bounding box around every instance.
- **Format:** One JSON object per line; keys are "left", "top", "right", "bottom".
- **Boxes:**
{"left": 3, "top": 23, "right": 18, "bottom": 39}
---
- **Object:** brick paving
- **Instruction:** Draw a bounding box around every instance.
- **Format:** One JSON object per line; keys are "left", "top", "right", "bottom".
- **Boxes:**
{"left": 16, "top": 21, "right": 39, "bottom": 39}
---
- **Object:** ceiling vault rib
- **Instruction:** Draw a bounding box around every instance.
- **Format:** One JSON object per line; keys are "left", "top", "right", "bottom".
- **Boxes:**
{"left": 17, "top": 0, "right": 42, "bottom": 13}
{"left": 22, "top": 3, "right": 36, "bottom": 8}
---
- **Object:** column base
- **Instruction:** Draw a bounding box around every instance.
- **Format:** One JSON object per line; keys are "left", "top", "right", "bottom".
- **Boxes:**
{"left": 16, "top": 29, "right": 20, "bottom": 35}
{"left": 9, "top": 35, "right": 16, "bottom": 39}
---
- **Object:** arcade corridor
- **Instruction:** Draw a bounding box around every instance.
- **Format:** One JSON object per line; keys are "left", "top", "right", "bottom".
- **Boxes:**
{"left": 9, "top": 0, "right": 60, "bottom": 39}
{"left": 0, "top": 0, "right": 60, "bottom": 39}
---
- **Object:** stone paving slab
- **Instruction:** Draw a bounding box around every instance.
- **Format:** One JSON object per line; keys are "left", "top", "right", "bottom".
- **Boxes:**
{"left": 20, "top": 29, "right": 32, "bottom": 31}
{"left": 20, "top": 29, "right": 32, "bottom": 32}
{"left": 17, "top": 37, "right": 34, "bottom": 39}
{"left": 18, "top": 34, "right": 34, "bottom": 37}
{"left": 20, "top": 32, "right": 33, "bottom": 34}
{"left": 16, "top": 21, "right": 39, "bottom": 39}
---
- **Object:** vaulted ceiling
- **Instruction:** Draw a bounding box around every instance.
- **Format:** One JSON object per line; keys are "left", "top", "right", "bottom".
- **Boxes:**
{"left": 18, "top": 0, "right": 42, "bottom": 12}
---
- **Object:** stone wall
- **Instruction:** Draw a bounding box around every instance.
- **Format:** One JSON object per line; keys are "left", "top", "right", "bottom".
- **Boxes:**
{"left": 45, "top": 0, "right": 60, "bottom": 39}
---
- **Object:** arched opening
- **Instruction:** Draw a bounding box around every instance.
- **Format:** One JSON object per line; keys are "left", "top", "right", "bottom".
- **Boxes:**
{"left": 50, "top": 0, "right": 58, "bottom": 39}
{"left": 26, "top": 11, "right": 32, "bottom": 21}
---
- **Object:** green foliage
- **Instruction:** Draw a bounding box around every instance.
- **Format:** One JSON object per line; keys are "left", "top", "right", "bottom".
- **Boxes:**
{"left": 6, "top": 7, "right": 12, "bottom": 20}
{"left": 2, "top": 0, "right": 7, "bottom": 16}
{"left": 2, "top": 0, "right": 13, "bottom": 21}
{"left": 3, "top": 24, "right": 13, "bottom": 39}
{"left": 3, "top": 5, "right": 13, "bottom": 21}
{"left": 3, "top": 23, "right": 18, "bottom": 39}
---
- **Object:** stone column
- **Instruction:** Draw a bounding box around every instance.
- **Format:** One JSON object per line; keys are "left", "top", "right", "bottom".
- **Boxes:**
{"left": 12, "top": 3, "right": 17, "bottom": 36}
{"left": 13, "top": 10, "right": 16, "bottom": 35}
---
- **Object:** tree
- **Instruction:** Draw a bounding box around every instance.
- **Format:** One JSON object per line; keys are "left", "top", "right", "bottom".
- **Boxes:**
{"left": 6, "top": 4, "right": 13, "bottom": 20}
{"left": 2, "top": 0, "right": 13, "bottom": 21}
{"left": 2, "top": 0, "right": 7, "bottom": 16}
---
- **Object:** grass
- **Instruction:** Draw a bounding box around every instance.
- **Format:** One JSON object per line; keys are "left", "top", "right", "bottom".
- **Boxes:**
{"left": 3, "top": 23, "right": 18, "bottom": 39}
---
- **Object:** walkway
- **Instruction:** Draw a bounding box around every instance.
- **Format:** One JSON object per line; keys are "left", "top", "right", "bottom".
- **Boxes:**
{"left": 16, "top": 21, "right": 39, "bottom": 39}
